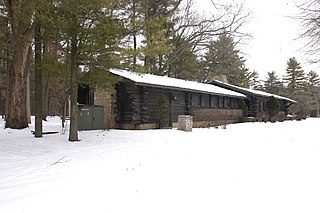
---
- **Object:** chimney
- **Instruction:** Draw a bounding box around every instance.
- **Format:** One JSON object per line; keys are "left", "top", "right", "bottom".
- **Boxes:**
{"left": 210, "top": 74, "right": 228, "bottom": 83}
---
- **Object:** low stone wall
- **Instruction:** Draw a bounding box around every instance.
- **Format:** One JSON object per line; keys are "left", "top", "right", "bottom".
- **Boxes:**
{"left": 191, "top": 108, "right": 243, "bottom": 127}
{"left": 120, "top": 108, "right": 242, "bottom": 130}
{"left": 121, "top": 123, "right": 157, "bottom": 130}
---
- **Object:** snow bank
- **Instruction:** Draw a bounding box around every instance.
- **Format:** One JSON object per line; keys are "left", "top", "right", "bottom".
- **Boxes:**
{"left": 0, "top": 117, "right": 320, "bottom": 213}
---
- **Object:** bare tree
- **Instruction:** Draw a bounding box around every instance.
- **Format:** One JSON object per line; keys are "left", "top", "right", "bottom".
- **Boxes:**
{"left": 296, "top": 0, "right": 320, "bottom": 63}
{"left": 175, "top": 0, "right": 250, "bottom": 48}
{"left": 165, "top": 0, "right": 250, "bottom": 75}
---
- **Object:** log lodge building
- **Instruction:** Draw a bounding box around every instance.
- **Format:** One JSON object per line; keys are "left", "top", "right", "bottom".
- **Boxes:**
{"left": 78, "top": 69, "right": 295, "bottom": 130}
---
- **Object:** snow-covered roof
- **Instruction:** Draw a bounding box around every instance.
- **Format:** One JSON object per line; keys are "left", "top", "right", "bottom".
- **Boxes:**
{"left": 110, "top": 69, "right": 246, "bottom": 98}
{"left": 211, "top": 80, "right": 296, "bottom": 103}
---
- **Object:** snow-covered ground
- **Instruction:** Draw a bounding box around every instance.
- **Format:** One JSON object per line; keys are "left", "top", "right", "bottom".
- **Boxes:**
{"left": 0, "top": 117, "right": 320, "bottom": 213}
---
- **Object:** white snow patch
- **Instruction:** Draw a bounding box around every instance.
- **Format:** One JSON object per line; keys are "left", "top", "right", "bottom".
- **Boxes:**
{"left": 1, "top": 117, "right": 320, "bottom": 213}
{"left": 110, "top": 69, "right": 246, "bottom": 98}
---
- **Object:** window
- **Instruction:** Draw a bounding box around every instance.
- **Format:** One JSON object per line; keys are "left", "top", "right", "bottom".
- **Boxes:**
{"left": 192, "top": 94, "right": 201, "bottom": 107}
{"left": 232, "top": 98, "right": 239, "bottom": 109}
{"left": 224, "top": 97, "right": 231, "bottom": 108}
{"left": 218, "top": 97, "right": 224, "bottom": 108}
{"left": 211, "top": 96, "right": 218, "bottom": 108}
{"left": 200, "top": 95, "right": 206, "bottom": 107}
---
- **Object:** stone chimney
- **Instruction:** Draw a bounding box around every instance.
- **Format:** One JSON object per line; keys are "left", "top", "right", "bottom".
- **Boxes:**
{"left": 210, "top": 74, "right": 228, "bottom": 83}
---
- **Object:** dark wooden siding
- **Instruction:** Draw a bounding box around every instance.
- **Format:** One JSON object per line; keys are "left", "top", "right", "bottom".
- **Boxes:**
{"left": 116, "top": 80, "right": 244, "bottom": 129}
{"left": 170, "top": 90, "right": 186, "bottom": 122}
{"left": 143, "top": 87, "right": 163, "bottom": 124}
{"left": 116, "top": 81, "right": 141, "bottom": 125}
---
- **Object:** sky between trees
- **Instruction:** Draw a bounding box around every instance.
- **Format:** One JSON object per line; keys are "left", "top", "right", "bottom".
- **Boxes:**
{"left": 197, "top": 0, "right": 318, "bottom": 78}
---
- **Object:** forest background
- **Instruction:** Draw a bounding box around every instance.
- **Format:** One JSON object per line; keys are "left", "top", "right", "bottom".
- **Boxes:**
{"left": 0, "top": 0, "right": 320, "bottom": 141}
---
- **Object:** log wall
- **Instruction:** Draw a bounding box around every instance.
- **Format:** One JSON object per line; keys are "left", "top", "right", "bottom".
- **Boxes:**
{"left": 115, "top": 80, "right": 244, "bottom": 129}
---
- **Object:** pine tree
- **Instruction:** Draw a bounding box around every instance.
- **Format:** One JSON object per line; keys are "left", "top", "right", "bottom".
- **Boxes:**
{"left": 307, "top": 70, "right": 320, "bottom": 116}
{"left": 142, "top": 0, "right": 181, "bottom": 74}
{"left": 307, "top": 70, "right": 320, "bottom": 86}
{"left": 248, "top": 70, "right": 262, "bottom": 90}
{"left": 266, "top": 96, "right": 280, "bottom": 118}
{"left": 4, "top": 0, "right": 34, "bottom": 129}
{"left": 263, "top": 71, "right": 284, "bottom": 95}
{"left": 201, "top": 33, "right": 248, "bottom": 86}
{"left": 167, "top": 37, "right": 199, "bottom": 80}
{"left": 283, "top": 57, "right": 306, "bottom": 93}
{"left": 116, "top": 0, "right": 182, "bottom": 75}
{"left": 55, "top": 0, "right": 126, "bottom": 141}
{"left": 283, "top": 58, "right": 310, "bottom": 114}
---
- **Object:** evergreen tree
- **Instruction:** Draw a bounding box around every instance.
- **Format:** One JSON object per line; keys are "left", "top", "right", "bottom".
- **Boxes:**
{"left": 307, "top": 70, "right": 320, "bottom": 86}
{"left": 167, "top": 37, "right": 199, "bottom": 80}
{"left": 263, "top": 71, "right": 284, "bottom": 95}
{"left": 283, "top": 58, "right": 310, "bottom": 114}
{"left": 4, "top": 0, "right": 34, "bottom": 129}
{"left": 118, "top": 0, "right": 182, "bottom": 75}
{"left": 201, "top": 33, "right": 249, "bottom": 86}
{"left": 142, "top": 0, "right": 181, "bottom": 74}
{"left": 266, "top": 96, "right": 280, "bottom": 118}
{"left": 307, "top": 70, "right": 320, "bottom": 116}
{"left": 248, "top": 70, "right": 262, "bottom": 90}
{"left": 118, "top": 0, "right": 146, "bottom": 73}
{"left": 55, "top": 0, "right": 126, "bottom": 141}
{"left": 283, "top": 57, "right": 306, "bottom": 93}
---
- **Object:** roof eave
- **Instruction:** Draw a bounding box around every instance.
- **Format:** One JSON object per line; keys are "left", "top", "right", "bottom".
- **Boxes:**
{"left": 134, "top": 82, "right": 246, "bottom": 99}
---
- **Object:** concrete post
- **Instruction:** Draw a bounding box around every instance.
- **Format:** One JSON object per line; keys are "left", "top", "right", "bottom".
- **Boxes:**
{"left": 178, "top": 115, "right": 193, "bottom": 132}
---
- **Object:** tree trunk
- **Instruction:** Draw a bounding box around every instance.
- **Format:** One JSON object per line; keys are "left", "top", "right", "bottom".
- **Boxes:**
{"left": 26, "top": 46, "right": 32, "bottom": 124}
{"left": 34, "top": 21, "right": 43, "bottom": 137}
{"left": 5, "top": 34, "right": 32, "bottom": 129}
{"left": 5, "top": 0, "right": 33, "bottom": 129}
{"left": 26, "top": 68, "right": 31, "bottom": 124}
{"left": 132, "top": 0, "right": 137, "bottom": 66}
{"left": 42, "top": 77, "right": 49, "bottom": 120}
{"left": 0, "top": 87, "right": 5, "bottom": 119}
{"left": 68, "top": 34, "right": 79, "bottom": 141}
{"left": 42, "top": 42, "right": 49, "bottom": 121}
{"left": 61, "top": 102, "right": 65, "bottom": 128}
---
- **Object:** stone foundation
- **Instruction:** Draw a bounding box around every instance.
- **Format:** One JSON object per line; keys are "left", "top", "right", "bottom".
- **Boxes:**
{"left": 121, "top": 123, "right": 157, "bottom": 130}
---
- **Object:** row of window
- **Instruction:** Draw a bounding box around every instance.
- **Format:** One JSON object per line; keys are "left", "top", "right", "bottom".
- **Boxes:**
{"left": 192, "top": 94, "right": 239, "bottom": 109}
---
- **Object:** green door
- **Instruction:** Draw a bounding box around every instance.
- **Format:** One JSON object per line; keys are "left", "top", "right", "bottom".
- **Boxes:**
{"left": 92, "top": 106, "right": 104, "bottom": 130}
{"left": 78, "top": 105, "right": 93, "bottom": 130}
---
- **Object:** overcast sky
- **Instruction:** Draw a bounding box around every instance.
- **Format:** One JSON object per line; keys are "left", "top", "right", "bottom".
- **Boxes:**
{"left": 197, "top": 0, "right": 316, "bottom": 79}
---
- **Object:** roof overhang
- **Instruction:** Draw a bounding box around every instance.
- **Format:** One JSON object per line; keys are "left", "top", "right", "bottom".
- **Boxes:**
{"left": 211, "top": 80, "right": 296, "bottom": 103}
{"left": 110, "top": 69, "right": 246, "bottom": 99}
